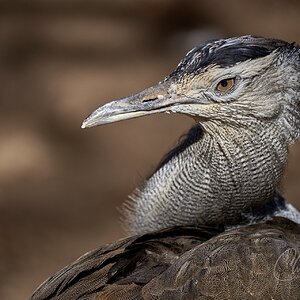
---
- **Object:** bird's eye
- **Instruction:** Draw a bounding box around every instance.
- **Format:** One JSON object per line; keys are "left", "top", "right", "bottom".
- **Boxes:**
{"left": 216, "top": 78, "right": 235, "bottom": 93}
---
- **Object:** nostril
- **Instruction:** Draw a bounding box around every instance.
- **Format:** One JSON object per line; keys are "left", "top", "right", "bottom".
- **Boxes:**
{"left": 142, "top": 97, "right": 158, "bottom": 103}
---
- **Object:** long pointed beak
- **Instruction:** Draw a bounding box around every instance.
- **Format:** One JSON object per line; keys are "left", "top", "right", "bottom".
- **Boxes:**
{"left": 81, "top": 82, "right": 176, "bottom": 128}
{"left": 81, "top": 80, "right": 208, "bottom": 128}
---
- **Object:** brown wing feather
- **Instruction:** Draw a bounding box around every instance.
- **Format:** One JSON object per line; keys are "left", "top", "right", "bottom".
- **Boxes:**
{"left": 31, "top": 218, "right": 300, "bottom": 300}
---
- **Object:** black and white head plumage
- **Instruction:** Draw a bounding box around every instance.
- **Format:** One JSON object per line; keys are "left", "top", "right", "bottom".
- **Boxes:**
{"left": 170, "top": 35, "right": 293, "bottom": 78}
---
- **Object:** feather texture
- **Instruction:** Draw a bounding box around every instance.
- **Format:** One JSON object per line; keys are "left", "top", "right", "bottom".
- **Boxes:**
{"left": 32, "top": 36, "right": 300, "bottom": 300}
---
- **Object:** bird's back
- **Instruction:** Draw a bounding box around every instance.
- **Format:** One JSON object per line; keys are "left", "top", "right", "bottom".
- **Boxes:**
{"left": 31, "top": 217, "right": 300, "bottom": 300}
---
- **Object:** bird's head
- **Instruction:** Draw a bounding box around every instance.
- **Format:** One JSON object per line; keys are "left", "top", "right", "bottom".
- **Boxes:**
{"left": 82, "top": 36, "right": 299, "bottom": 142}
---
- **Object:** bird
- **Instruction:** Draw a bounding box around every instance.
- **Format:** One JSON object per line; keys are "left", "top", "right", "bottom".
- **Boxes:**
{"left": 31, "top": 36, "right": 300, "bottom": 300}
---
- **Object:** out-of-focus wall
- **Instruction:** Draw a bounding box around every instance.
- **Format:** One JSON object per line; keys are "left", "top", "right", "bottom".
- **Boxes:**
{"left": 0, "top": 1, "right": 299, "bottom": 299}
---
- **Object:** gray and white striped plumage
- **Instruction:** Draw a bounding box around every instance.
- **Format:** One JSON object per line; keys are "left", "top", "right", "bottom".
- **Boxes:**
{"left": 116, "top": 35, "right": 300, "bottom": 234}
{"left": 32, "top": 36, "right": 300, "bottom": 300}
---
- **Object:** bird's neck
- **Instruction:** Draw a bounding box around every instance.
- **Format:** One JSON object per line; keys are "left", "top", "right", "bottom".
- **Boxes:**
{"left": 125, "top": 121, "right": 300, "bottom": 234}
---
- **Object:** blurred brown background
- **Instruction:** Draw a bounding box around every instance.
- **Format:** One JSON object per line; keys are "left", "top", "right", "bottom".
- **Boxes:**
{"left": 0, "top": 1, "right": 300, "bottom": 299}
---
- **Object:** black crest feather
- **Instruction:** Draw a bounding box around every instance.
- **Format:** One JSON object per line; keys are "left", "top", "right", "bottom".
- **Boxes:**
{"left": 170, "top": 35, "right": 290, "bottom": 78}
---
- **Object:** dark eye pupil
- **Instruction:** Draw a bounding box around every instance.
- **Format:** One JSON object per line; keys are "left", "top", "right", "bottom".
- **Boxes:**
{"left": 216, "top": 77, "right": 235, "bottom": 93}
{"left": 220, "top": 80, "right": 228, "bottom": 87}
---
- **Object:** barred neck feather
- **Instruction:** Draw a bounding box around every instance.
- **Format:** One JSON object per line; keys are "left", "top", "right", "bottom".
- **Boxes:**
{"left": 124, "top": 119, "right": 300, "bottom": 234}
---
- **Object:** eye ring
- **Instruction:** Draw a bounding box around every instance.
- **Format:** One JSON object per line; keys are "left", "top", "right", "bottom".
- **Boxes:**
{"left": 216, "top": 77, "right": 236, "bottom": 93}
